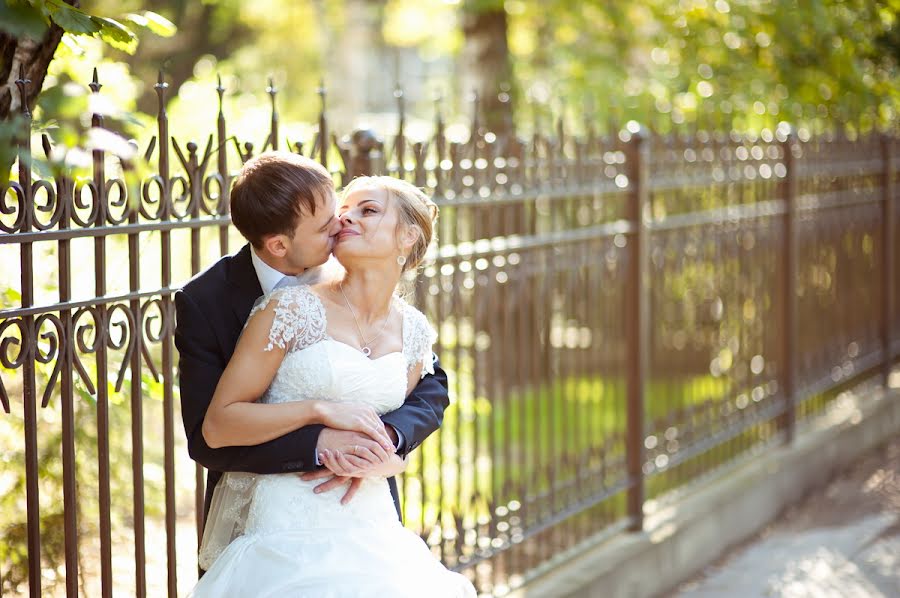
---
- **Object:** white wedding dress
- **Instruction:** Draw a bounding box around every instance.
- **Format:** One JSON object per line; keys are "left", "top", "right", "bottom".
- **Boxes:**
{"left": 190, "top": 285, "right": 475, "bottom": 597}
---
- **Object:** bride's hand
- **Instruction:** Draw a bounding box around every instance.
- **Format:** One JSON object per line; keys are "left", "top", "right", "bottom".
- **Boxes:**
{"left": 319, "top": 449, "right": 408, "bottom": 479}
{"left": 315, "top": 402, "right": 394, "bottom": 451}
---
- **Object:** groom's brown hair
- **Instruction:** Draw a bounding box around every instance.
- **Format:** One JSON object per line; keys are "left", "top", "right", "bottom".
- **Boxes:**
{"left": 230, "top": 151, "right": 334, "bottom": 248}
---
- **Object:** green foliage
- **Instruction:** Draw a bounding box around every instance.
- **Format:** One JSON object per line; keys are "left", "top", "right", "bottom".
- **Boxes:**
{"left": 1, "top": 2, "right": 176, "bottom": 186}
{"left": 0, "top": 115, "right": 29, "bottom": 186}
{"left": 46, "top": 2, "right": 100, "bottom": 35}
{"left": 0, "top": 1, "right": 48, "bottom": 38}
{"left": 1, "top": 1, "right": 174, "bottom": 55}
{"left": 505, "top": 0, "right": 898, "bottom": 133}
{"left": 124, "top": 11, "right": 177, "bottom": 38}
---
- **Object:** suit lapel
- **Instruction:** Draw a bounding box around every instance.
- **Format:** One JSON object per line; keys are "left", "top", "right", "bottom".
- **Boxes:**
{"left": 227, "top": 244, "right": 264, "bottom": 329}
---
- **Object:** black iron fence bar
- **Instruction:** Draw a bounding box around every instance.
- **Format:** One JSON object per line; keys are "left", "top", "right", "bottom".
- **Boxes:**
{"left": 89, "top": 70, "right": 115, "bottom": 598}
{"left": 796, "top": 156, "right": 885, "bottom": 177}
{"left": 13, "top": 66, "right": 44, "bottom": 598}
{"left": 127, "top": 166, "right": 148, "bottom": 598}
{"left": 0, "top": 216, "right": 233, "bottom": 244}
{"left": 0, "top": 181, "right": 880, "bottom": 248}
{"left": 795, "top": 191, "right": 884, "bottom": 211}
{"left": 150, "top": 71, "right": 180, "bottom": 598}
{"left": 882, "top": 135, "right": 896, "bottom": 386}
{"left": 56, "top": 142, "right": 80, "bottom": 598}
{"left": 624, "top": 130, "right": 649, "bottom": 531}
{"left": 429, "top": 221, "right": 634, "bottom": 259}
{"left": 646, "top": 173, "right": 779, "bottom": 194}
{"left": 796, "top": 350, "right": 886, "bottom": 402}
{"left": 646, "top": 200, "right": 786, "bottom": 232}
{"left": 642, "top": 397, "right": 790, "bottom": 478}
{"left": 449, "top": 479, "right": 634, "bottom": 574}
{"left": 516, "top": 456, "right": 628, "bottom": 520}
{"left": 779, "top": 132, "right": 799, "bottom": 444}
{"left": 430, "top": 185, "right": 625, "bottom": 208}
{"left": 0, "top": 184, "right": 623, "bottom": 238}
{"left": 644, "top": 188, "right": 883, "bottom": 235}
{"left": 515, "top": 518, "right": 635, "bottom": 589}
{"left": 0, "top": 222, "right": 626, "bottom": 320}
{"left": 0, "top": 289, "right": 180, "bottom": 319}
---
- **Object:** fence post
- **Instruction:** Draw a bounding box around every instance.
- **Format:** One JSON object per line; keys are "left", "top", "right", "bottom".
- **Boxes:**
{"left": 349, "top": 128, "right": 380, "bottom": 178}
{"left": 883, "top": 133, "right": 896, "bottom": 385}
{"left": 624, "top": 126, "right": 649, "bottom": 531}
{"left": 15, "top": 65, "right": 43, "bottom": 598}
{"left": 779, "top": 131, "right": 798, "bottom": 443}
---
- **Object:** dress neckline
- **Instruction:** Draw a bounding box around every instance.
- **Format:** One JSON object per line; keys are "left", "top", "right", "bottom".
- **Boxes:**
{"left": 323, "top": 337, "right": 404, "bottom": 362}
{"left": 305, "top": 288, "right": 407, "bottom": 361}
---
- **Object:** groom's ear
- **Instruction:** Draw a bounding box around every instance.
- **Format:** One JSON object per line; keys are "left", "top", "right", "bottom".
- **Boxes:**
{"left": 262, "top": 234, "right": 289, "bottom": 258}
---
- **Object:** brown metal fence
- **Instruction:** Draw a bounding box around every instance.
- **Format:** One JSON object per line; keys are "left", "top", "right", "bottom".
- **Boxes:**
{"left": 1, "top": 69, "right": 898, "bottom": 597}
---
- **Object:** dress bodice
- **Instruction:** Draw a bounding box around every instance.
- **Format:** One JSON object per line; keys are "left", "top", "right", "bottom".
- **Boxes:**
{"left": 264, "top": 340, "right": 407, "bottom": 414}
{"left": 256, "top": 284, "right": 436, "bottom": 413}
{"left": 252, "top": 284, "right": 436, "bottom": 384}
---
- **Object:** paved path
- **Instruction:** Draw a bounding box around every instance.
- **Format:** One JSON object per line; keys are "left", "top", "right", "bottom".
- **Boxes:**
{"left": 674, "top": 439, "right": 900, "bottom": 598}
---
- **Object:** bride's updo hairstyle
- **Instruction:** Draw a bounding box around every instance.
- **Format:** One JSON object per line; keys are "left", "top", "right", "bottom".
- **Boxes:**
{"left": 343, "top": 176, "right": 439, "bottom": 272}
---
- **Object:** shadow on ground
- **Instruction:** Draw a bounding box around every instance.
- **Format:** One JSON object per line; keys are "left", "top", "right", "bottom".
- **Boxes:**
{"left": 674, "top": 439, "right": 900, "bottom": 597}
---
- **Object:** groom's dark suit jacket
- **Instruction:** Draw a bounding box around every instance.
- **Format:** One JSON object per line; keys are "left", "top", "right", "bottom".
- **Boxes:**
{"left": 174, "top": 243, "right": 449, "bottom": 533}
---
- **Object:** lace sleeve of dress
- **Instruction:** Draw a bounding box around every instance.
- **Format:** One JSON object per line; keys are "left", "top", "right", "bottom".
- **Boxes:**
{"left": 400, "top": 300, "right": 438, "bottom": 379}
{"left": 247, "top": 285, "right": 327, "bottom": 352}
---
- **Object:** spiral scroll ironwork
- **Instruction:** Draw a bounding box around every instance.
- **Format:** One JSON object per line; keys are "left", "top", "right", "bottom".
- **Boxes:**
{"left": 0, "top": 318, "right": 29, "bottom": 413}
{"left": 0, "top": 181, "right": 27, "bottom": 233}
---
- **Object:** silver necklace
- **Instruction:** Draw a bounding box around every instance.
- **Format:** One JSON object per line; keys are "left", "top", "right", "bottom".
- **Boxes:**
{"left": 339, "top": 282, "right": 391, "bottom": 357}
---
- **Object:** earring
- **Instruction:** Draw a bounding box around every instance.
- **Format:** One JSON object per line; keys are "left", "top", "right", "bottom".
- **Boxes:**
{"left": 397, "top": 255, "right": 407, "bottom": 266}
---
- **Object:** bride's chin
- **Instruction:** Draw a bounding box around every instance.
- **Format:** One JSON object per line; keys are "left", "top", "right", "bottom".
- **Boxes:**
{"left": 332, "top": 246, "right": 362, "bottom": 268}
{"left": 332, "top": 248, "right": 395, "bottom": 272}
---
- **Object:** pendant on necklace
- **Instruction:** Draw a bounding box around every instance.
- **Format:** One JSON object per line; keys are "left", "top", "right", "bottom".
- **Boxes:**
{"left": 362, "top": 347, "right": 372, "bottom": 357}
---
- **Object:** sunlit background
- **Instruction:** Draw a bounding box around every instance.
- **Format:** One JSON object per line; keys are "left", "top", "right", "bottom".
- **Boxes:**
{"left": 28, "top": 0, "right": 900, "bottom": 143}
{"left": 1, "top": 1, "right": 898, "bottom": 597}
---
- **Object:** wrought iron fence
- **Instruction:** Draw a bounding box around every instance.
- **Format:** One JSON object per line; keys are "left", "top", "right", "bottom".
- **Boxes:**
{"left": 1, "top": 68, "right": 898, "bottom": 597}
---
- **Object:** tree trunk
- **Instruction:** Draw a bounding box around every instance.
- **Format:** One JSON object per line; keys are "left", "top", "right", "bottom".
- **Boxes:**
{"left": 0, "top": 0, "right": 77, "bottom": 119}
{"left": 460, "top": 0, "right": 513, "bottom": 138}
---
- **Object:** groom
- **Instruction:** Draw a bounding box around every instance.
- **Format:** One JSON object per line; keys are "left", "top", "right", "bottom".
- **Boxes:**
{"left": 174, "top": 152, "right": 449, "bottom": 546}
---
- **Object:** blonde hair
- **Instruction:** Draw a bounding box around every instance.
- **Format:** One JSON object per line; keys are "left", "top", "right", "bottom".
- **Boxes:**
{"left": 342, "top": 176, "right": 439, "bottom": 272}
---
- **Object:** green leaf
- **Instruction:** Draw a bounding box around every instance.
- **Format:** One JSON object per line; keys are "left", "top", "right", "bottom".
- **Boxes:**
{"left": 92, "top": 17, "right": 132, "bottom": 43}
{"left": 3, "top": 287, "right": 22, "bottom": 308}
{"left": 125, "top": 11, "right": 177, "bottom": 37}
{"left": 50, "top": 6, "right": 100, "bottom": 35}
{"left": 93, "top": 17, "right": 138, "bottom": 54}
{"left": 0, "top": 2, "right": 49, "bottom": 38}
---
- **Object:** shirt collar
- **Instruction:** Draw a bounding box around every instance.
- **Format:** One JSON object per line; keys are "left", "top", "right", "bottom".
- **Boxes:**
{"left": 250, "top": 247, "right": 325, "bottom": 294}
{"left": 250, "top": 247, "right": 291, "bottom": 295}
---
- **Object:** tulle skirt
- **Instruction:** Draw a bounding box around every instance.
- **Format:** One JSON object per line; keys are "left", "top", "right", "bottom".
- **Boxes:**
{"left": 189, "top": 524, "right": 475, "bottom": 597}
{"left": 190, "top": 474, "right": 475, "bottom": 597}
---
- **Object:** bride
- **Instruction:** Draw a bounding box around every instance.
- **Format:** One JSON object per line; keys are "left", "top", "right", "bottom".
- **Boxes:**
{"left": 189, "top": 175, "right": 475, "bottom": 597}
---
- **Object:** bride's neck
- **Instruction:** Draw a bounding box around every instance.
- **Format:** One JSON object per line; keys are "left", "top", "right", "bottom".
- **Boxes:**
{"left": 337, "top": 268, "right": 398, "bottom": 323}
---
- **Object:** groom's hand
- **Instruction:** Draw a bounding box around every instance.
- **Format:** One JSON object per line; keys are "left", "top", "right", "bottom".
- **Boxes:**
{"left": 298, "top": 469, "right": 362, "bottom": 505}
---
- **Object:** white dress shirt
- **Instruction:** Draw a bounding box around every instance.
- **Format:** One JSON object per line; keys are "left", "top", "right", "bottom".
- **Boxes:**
{"left": 250, "top": 247, "right": 325, "bottom": 294}
{"left": 248, "top": 247, "right": 405, "bottom": 456}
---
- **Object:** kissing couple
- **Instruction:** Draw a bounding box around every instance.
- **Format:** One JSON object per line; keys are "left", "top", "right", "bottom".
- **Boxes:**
{"left": 174, "top": 151, "right": 475, "bottom": 596}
